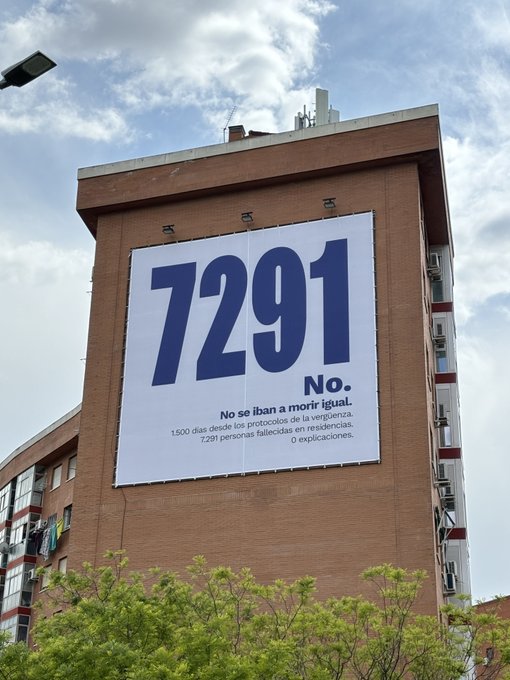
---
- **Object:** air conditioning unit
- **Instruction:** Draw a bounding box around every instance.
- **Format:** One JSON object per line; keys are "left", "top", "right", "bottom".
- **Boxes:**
{"left": 435, "top": 465, "right": 450, "bottom": 488}
{"left": 434, "top": 417, "right": 448, "bottom": 428}
{"left": 34, "top": 519, "right": 47, "bottom": 532}
{"left": 27, "top": 568, "right": 38, "bottom": 582}
{"left": 444, "top": 572, "right": 456, "bottom": 593}
{"left": 427, "top": 252, "right": 441, "bottom": 279}
{"left": 429, "top": 253, "right": 440, "bottom": 269}
{"left": 433, "top": 333, "right": 447, "bottom": 345}
{"left": 441, "top": 484, "right": 454, "bottom": 498}
{"left": 447, "top": 560, "right": 458, "bottom": 577}
{"left": 440, "top": 486, "right": 455, "bottom": 510}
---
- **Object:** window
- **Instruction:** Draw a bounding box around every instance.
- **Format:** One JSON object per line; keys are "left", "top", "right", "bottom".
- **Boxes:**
{"left": 67, "top": 455, "right": 77, "bottom": 480}
{"left": 430, "top": 252, "right": 444, "bottom": 302}
{"left": 13, "top": 468, "right": 35, "bottom": 514}
{"left": 0, "top": 483, "right": 14, "bottom": 525}
{"left": 16, "top": 618, "right": 29, "bottom": 643}
{"left": 58, "top": 556, "right": 68, "bottom": 574}
{"left": 433, "top": 320, "right": 448, "bottom": 372}
{"left": 431, "top": 278, "right": 444, "bottom": 302}
{"left": 51, "top": 465, "right": 62, "bottom": 490}
{"left": 63, "top": 505, "right": 72, "bottom": 531}
{"left": 438, "top": 403, "right": 452, "bottom": 447}
{"left": 41, "top": 566, "right": 52, "bottom": 590}
{"left": 1, "top": 564, "right": 24, "bottom": 614}
{"left": 0, "top": 494, "right": 6, "bottom": 514}
{"left": 9, "top": 518, "right": 28, "bottom": 560}
{"left": 435, "top": 348, "right": 448, "bottom": 372}
{"left": 0, "top": 616, "right": 17, "bottom": 642}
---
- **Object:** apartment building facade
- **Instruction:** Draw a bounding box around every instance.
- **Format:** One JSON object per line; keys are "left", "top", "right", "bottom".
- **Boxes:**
{"left": 0, "top": 407, "right": 79, "bottom": 641}
{"left": 0, "top": 103, "right": 470, "bottom": 641}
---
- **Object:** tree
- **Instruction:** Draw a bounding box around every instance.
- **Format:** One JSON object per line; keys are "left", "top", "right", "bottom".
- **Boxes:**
{"left": 1, "top": 554, "right": 510, "bottom": 679}
{"left": 0, "top": 629, "right": 30, "bottom": 680}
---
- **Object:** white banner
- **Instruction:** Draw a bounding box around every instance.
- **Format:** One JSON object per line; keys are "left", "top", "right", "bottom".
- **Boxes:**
{"left": 116, "top": 213, "right": 379, "bottom": 485}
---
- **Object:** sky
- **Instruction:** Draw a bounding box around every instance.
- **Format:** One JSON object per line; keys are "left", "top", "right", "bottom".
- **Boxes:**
{"left": 0, "top": 0, "right": 509, "bottom": 601}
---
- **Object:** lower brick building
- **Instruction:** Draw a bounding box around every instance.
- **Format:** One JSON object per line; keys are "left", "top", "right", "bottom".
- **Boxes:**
{"left": 0, "top": 407, "right": 79, "bottom": 641}
{"left": 0, "top": 101, "right": 470, "bottom": 641}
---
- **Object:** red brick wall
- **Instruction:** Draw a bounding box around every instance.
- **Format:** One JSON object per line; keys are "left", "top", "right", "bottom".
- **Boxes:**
{"left": 71, "top": 129, "right": 442, "bottom": 614}
{"left": 30, "top": 448, "right": 76, "bottom": 608}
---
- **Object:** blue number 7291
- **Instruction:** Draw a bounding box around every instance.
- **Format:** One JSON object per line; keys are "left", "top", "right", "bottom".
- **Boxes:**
{"left": 150, "top": 239, "right": 349, "bottom": 386}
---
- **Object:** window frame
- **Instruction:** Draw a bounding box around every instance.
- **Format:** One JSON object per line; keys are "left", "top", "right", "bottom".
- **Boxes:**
{"left": 51, "top": 465, "right": 62, "bottom": 490}
{"left": 67, "top": 455, "right": 77, "bottom": 480}
{"left": 63, "top": 505, "right": 72, "bottom": 531}
{"left": 41, "top": 565, "right": 52, "bottom": 591}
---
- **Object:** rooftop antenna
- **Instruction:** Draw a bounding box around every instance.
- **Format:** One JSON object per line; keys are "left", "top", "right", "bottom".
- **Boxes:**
{"left": 295, "top": 89, "right": 339, "bottom": 130}
{"left": 294, "top": 101, "right": 315, "bottom": 130}
{"left": 223, "top": 105, "right": 237, "bottom": 142}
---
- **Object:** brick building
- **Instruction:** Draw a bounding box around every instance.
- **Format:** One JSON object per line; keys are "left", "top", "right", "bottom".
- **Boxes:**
{"left": 0, "top": 101, "right": 470, "bottom": 641}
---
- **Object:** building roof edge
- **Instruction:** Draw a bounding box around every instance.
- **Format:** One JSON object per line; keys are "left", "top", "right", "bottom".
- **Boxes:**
{"left": 1, "top": 404, "right": 81, "bottom": 472}
{"left": 78, "top": 104, "right": 439, "bottom": 180}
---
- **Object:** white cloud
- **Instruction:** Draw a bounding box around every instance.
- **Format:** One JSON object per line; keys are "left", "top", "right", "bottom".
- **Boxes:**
{"left": 0, "top": 0, "right": 335, "bottom": 140}
{"left": 107, "top": 0, "right": 334, "bottom": 126}
{"left": 0, "top": 234, "right": 90, "bottom": 284}
{"left": 0, "top": 77, "right": 132, "bottom": 141}
{"left": 440, "top": 12, "right": 510, "bottom": 326}
{"left": 0, "top": 104, "right": 130, "bottom": 141}
{"left": 473, "top": 2, "right": 510, "bottom": 53}
{"left": 445, "top": 127, "right": 510, "bottom": 324}
{"left": 438, "top": 3, "right": 510, "bottom": 598}
{"left": 457, "top": 302, "right": 510, "bottom": 599}
{"left": 0, "top": 234, "right": 92, "bottom": 456}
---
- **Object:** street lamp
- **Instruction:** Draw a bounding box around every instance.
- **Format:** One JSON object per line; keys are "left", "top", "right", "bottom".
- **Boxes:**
{"left": 0, "top": 51, "right": 56, "bottom": 90}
